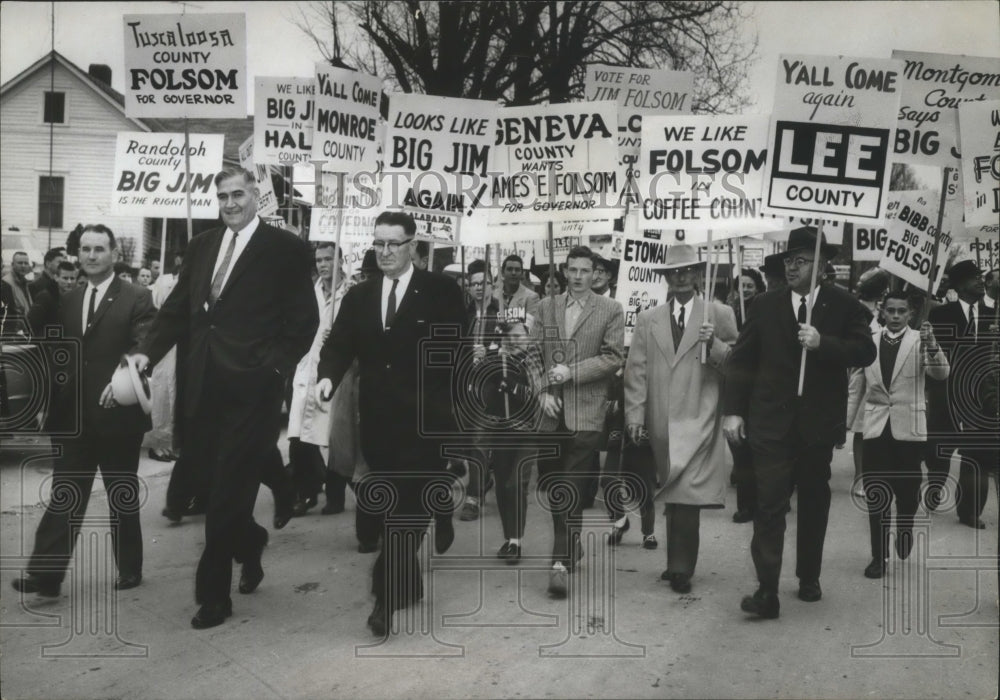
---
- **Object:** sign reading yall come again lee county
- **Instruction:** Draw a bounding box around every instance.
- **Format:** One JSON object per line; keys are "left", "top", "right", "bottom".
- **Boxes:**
{"left": 762, "top": 55, "right": 903, "bottom": 225}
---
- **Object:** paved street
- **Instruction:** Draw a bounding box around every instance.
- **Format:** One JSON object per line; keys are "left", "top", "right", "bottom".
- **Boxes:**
{"left": 1, "top": 435, "right": 996, "bottom": 699}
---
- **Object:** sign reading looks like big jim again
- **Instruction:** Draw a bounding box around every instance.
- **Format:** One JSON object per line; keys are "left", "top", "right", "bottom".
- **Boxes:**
{"left": 123, "top": 14, "right": 247, "bottom": 118}
{"left": 762, "top": 55, "right": 903, "bottom": 224}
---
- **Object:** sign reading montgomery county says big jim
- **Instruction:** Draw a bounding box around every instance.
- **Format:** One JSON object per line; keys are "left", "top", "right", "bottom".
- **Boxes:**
{"left": 640, "top": 114, "right": 770, "bottom": 233}
{"left": 253, "top": 77, "right": 315, "bottom": 165}
{"left": 891, "top": 51, "right": 1000, "bottom": 167}
{"left": 878, "top": 189, "right": 953, "bottom": 289}
{"left": 490, "top": 101, "right": 622, "bottom": 226}
{"left": 958, "top": 99, "right": 1000, "bottom": 228}
{"left": 238, "top": 136, "right": 279, "bottom": 218}
{"left": 382, "top": 93, "right": 495, "bottom": 244}
{"left": 312, "top": 63, "right": 383, "bottom": 173}
{"left": 112, "top": 132, "right": 224, "bottom": 218}
{"left": 123, "top": 14, "right": 246, "bottom": 118}
{"left": 762, "top": 55, "right": 902, "bottom": 224}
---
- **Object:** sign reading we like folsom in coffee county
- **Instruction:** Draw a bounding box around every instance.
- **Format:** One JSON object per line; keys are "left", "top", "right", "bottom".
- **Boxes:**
{"left": 123, "top": 13, "right": 247, "bottom": 118}
{"left": 762, "top": 54, "right": 903, "bottom": 224}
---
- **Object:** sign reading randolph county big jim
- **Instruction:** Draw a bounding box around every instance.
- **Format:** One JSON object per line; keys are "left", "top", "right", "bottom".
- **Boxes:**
{"left": 123, "top": 14, "right": 247, "bottom": 118}
{"left": 762, "top": 55, "right": 903, "bottom": 224}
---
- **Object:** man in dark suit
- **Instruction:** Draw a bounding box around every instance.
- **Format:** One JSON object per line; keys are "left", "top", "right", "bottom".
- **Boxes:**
{"left": 133, "top": 166, "right": 318, "bottom": 629}
{"left": 723, "top": 226, "right": 876, "bottom": 619}
{"left": 29, "top": 247, "right": 67, "bottom": 301}
{"left": 12, "top": 225, "right": 155, "bottom": 598}
{"left": 28, "top": 261, "right": 78, "bottom": 336}
{"left": 316, "top": 210, "right": 467, "bottom": 637}
{"left": 926, "top": 260, "right": 996, "bottom": 528}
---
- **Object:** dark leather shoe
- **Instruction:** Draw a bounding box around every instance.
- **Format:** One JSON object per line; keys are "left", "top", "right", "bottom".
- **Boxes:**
{"left": 670, "top": 574, "right": 692, "bottom": 594}
{"left": 548, "top": 566, "right": 568, "bottom": 598}
{"left": 367, "top": 602, "right": 391, "bottom": 636}
{"left": 660, "top": 570, "right": 675, "bottom": 582}
{"left": 497, "top": 541, "right": 512, "bottom": 559}
{"left": 357, "top": 540, "right": 379, "bottom": 554}
{"left": 609, "top": 518, "right": 630, "bottom": 546}
{"left": 959, "top": 517, "right": 986, "bottom": 530}
{"left": 732, "top": 509, "right": 754, "bottom": 523}
{"left": 505, "top": 543, "right": 521, "bottom": 564}
{"left": 435, "top": 516, "right": 455, "bottom": 554}
{"left": 238, "top": 529, "right": 267, "bottom": 594}
{"left": 11, "top": 576, "right": 60, "bottom": 598}
{"left": 114, "top": 573, "right": 142, "bottom": 591}
{"left": 798, "top": 580, "right": 822, "bottom": 602}
{"left": 272, "top": 485, "right": 294, "bottom": 530}
{"left": 292, "top": 494, "right": 318, "bottom": 517}
{"left": 161, "top": 506, "right": 183, "bottom": 523}
{"left": 740, "top": 589, "right": 779, "bottom": 619}
{"left": 191, "top": 601, "right": 232, "bottom": 630}
{"left": 864, "top": 558, "right": 886, "bottom": 579}
{"left": 642, "top": 535, "right": 658, "bottom": 550}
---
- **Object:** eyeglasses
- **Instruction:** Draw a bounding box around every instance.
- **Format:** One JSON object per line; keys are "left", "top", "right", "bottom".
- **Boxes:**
{"left": 372, "top": 238, "right": 412, "bottom": 253}
{"left": 783, "top": 256, "right": 815, "bottom": 268}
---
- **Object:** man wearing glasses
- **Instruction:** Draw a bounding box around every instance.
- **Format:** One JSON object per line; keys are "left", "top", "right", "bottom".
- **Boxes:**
{"left": 316, "top": 211, "right": 467, "bottom": 637}
{"left": 722, "top": 226, "right": 876, "bottom": 619}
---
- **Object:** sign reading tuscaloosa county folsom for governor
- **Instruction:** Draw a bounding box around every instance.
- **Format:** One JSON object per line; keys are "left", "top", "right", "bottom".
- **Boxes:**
{"left": 112, "top": 132, "right": 224, "bottom": 218}
{"left": 762, "top": 54, "right": 903, "bottom": 225}
{"left": 123, "top": 13, "right": 247, "bottom": 119}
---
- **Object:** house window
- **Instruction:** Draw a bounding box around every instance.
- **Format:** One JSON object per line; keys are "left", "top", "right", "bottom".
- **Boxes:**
{"left": 38, "top": 176, "right": 64, "bottom": 229}
{"left": 43, "top": 92, "right": 65, "bottom": 124}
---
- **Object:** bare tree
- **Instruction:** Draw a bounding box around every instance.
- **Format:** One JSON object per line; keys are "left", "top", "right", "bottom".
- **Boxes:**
{"left": 293, "top": 0, "right": 757, "bottom": 112}
{"left": 889, "top": 162, "right": 922, "bottom": 191}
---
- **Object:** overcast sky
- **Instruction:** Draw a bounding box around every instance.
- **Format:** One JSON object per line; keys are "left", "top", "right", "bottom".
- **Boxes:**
{"left": 2, "top": 0, "right": 998, "bottom": 113}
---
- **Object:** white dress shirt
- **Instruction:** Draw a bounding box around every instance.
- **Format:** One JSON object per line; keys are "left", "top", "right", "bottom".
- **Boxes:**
{"left": 211, "top": 216, "right": 260, "bottom": 292}
{"left": 672, "top": 296, "right": 694, "bottom": 329}
{"left": 82, "top": 274, "right": 114, "bottom": 331}
{"left": 381, "top": 262, "right": 414, "bottom": 329}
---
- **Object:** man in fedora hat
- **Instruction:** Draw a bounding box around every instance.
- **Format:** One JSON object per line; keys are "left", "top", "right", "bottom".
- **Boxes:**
{"left": 722, "top": 225, "right": 876, "bottom": 618}
{"left": 925, "top": 259, "right": 996, "bottom": 528}
{"left": 759, "top": 253, "right": 787, "bottom": 292}
{"left": 13, "top": 225, "right": 156, "bottom": 598}
{"left": 625, "top": 244, "right": 738, "bottom": 592}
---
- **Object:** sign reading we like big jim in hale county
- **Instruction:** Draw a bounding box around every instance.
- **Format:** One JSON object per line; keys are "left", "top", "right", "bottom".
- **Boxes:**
{"left": 123, "top": 13, "right": 247, "bottom": 118}
{"left": 762, "top": 55, "right": 902, "bottom": 224}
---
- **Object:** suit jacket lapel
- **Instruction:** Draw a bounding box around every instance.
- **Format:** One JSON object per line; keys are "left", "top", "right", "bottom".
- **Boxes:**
{"left": 85, "top": 277, "right": 121, "bottom": 337}
{"left": 569, "top": 295, "right": 596, "bottom": 338}
{"left": 810, "top": 286, "right": 829, "bottom": 330}
{"left": 197, "top": 229, "right": 226, "bottom": 306}
{"left": 64, "top": 287, "right": 85, "bottom": 339}
{"left": 554, "top": 293, "right": 568, "bottom": 340}
{"left": 392, "top": 268, "right": 422, "bottom": 325}
{"left": 891, "top": 328, "right": 919, "bottom": 385}
{"left": 219, "top": 225, "right": 269, "bottom": 299}
{"left": 651, "top": 306, "right": 675, "bottom": 365}
{"left": 673, "top": 297, "right": 702, "bottom": 366}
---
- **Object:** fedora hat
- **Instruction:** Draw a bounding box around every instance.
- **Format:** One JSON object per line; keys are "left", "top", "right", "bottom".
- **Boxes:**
{"left": 784, "top": 226, "right": 838, "bottom": 259}
{"left": 760, "top": 252, "right": 786, "bottom": 278}
{"left": 110, "top": 355, "right": 152, "bottom": 414}
{"left": 655, "top": 244, "right": 706, "bottom": 272}
{"left": 947, "top": 259, "right": 982, "bottom": 287}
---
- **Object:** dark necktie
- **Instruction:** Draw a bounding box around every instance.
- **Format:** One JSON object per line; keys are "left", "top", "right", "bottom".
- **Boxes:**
{"left": 965, "top": 306, "right": 977, "bottom": 338}
{"left": 86, "top": 286, "right": 96, "bottom": 328}
{"left": 385, "top": 278, "right": 399, "bottom": 329}
{"left": 208, "top": 232, "right": 238, "bottom": 305}
{"left": 798, "top": 295, "right": 808, "bottom": 324}
{"left": 677, "top": 304, "right": 685, "bottom": 332}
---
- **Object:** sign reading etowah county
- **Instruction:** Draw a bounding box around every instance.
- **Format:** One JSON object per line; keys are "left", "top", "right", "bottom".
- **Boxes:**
{"left": 640, "top": 114, "right": 770, "bottom": 233}
{"left": 238, "top": 137, "right": 279, "bottom": 218}
{"left": 123, "top": 13, "right": 247, "bottom": 119}
{"left": 958, "top": 99, "right": 1000, "bottom": 228}
{"left": 382, "top": 93, "right": 495, "bottom": 245}
{"left": 253, "top": 77, "right": 315, "bottom": 166}
{"left": 489, "top": 101, "right": 622, "bottom": 226}
{"left": 312, "top": 63, "right": 383, "bottom": 174}
{"left": 878, "top": 189, "right": 953, "bottom": 289}
{"left": 112, "top": 132, "right": 224, "bottom": 218}
{"left": 762, "top": 54, "right": 903, "bottom": 224}
{"left": 891, "top": 51, "right": 1000, "bottom": 167}
{"left": 617, "top": 230, "right": 670, "bottom": 346}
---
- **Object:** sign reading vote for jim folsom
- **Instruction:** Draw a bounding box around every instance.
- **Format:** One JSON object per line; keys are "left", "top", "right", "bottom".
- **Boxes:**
{"left": 312, "top": 63, "right": 383, "bottom": 173}
{"left": 640, "top": 114, "right": 769, "bottom": 232}
{"left": 762, "top": 55, "right": 902, "bottom": 224}
{"left": 112, "top": 132, "right": 224, "bottom": 218}
{"left": 253, "top": 77, "right": 315, "bottom": 166}
{"left": 123, "top": 14, "right": 247, "bottom": 118}
{"left": 490, "top": 101, "right": 622, "bottom": 225}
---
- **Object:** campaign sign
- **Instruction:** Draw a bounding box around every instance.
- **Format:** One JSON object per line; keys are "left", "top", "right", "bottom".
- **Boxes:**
{"left": 958, "top": 99, "right": 1000, "bottom": 228}
{"left": 490, "top": 101, "right": 622, "bottom": 225}
{"left": 311, "top": 171, "right": 382, "bottom": 244}
{"left": 617, "top": 230, "right": 670, "bottom": 346}
{"left": 763, "top": 55, "right": 902, "bottom": 224}
{"left": 852, "top": 194, "right": 904, "bottom": 261}
{"left": 123, "top": 13, "right": 247, "bottom": 118}
{"left": 312, "top": 64, "right": 383, "bottom": 173}
{"left": 640, "top": 114, "right": 769, "bottom": 232}
{"left": 892, "top": 51, "right": 1000, "bottom": 166}
{"left": 382, "top": 93, "right": 494, "bottom": 245}
{"left": 253, "top": 77, "right": 315, "bottom": 166}
{"left": 238, "top": 137, "right": 279, "bottom": 217}
{"left": 878, "top": 190, "right": 953, "bottom": 289}
{"left": 112, "top": 132, "right": 224, "bottom": 218}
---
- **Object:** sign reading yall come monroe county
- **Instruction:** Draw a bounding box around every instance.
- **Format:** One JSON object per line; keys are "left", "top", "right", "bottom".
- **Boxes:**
{"left": 238, "top": 137, "right": 279, "bottom": 218}
{"left": 639, "top": 114, "right": 770, "bottom": 233}
{"left": 312, "top": 63, "right": 383, "bottom": 174}
{"left": 878, "top": 189, "right": 953, "bottom": 290}
{"left": 123, "top": 14, "right": 247, "bottom": 119}
{"left": 253, "top": 77, "right": 315, "bottom": 166}
{"left": 112, "top": 132, "right": 224, "bottom": 218}
{"left": 958, "top": 99, "right": 1000, "bottom": 228}
{"left": 489, "top": 101, "right": 622, "bottom": 226}
{"left": 382, "top": 93, "right": 495, "bottom": 244}
{"left": 762, "top": 55, "right": 903, "bottom": 224}
{"left": 892, "top": 51, "right": 1000, "bottom": 167}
